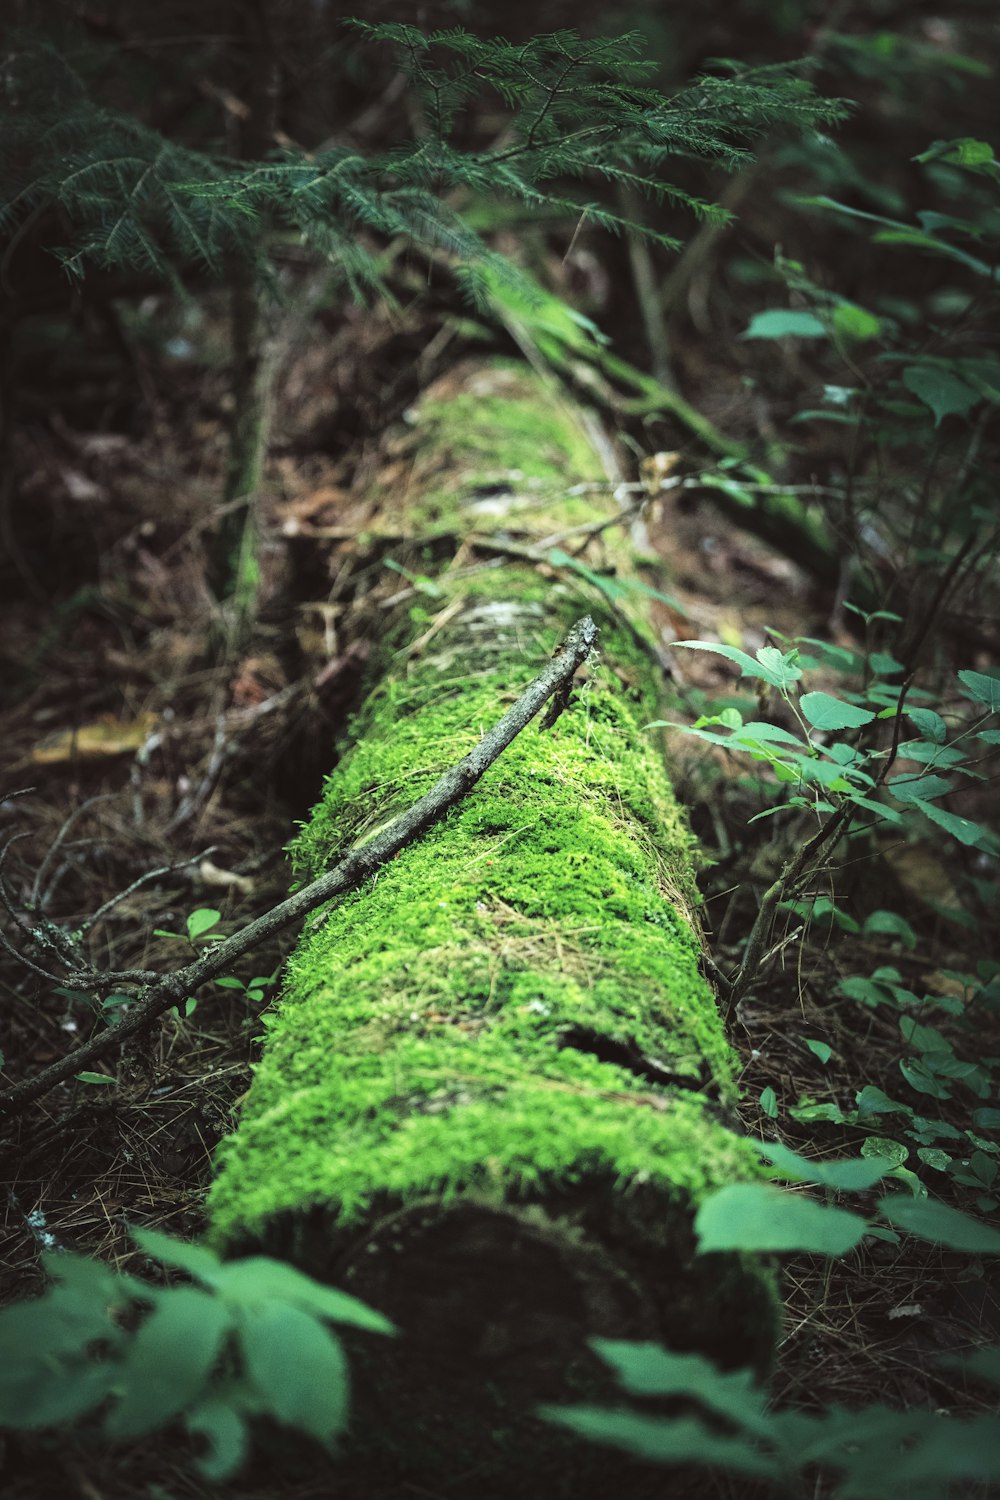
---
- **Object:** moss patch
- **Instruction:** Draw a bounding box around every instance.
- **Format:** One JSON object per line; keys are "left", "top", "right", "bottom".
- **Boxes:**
{"left": 206, "top": 361, "right": 774, "bottom": 1411}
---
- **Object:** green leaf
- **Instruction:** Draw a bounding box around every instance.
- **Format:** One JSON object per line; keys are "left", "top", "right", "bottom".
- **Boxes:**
{"left": 861, "top": 1137, "right": 908, "bottom": 1168}
{"left": 216, "top": 1259, "right": 394, "bottom": 1334}
{"left": 757, "top": 1141, "right": 889, "bottom": 1191}
{"left": 76, "top": 1072, "right": 118, "bottom": 1085}
{"left": 804, "top": 1038, "right": 832, "bottom": 1064}
{"left": 888, "top": 773, "right": 952, "bottom": 804}
{"left": 759, "top": 1086, "right": 778, "bottom": 1118}
{"left": 902, "top": 366, "right": 981, "bottom": 425}
{"left": 907, "top": 707, "right": 947, "bottom": 743}
{"left": 799, "top": 692, "right": 876, "bottom": 731}
{"left": 186, "top": 908, "right": 222, "bottom": 941}
{"left": 915, "top": 137, "right": 996, "bottom": 168}
{"left": 539, "top": 1407, "right": 779, "bottom": 1477}
{"left": 589, "top": 1342, "right": 769, "bottom": 1431}
{"left": 694, "top": 1184, "right": 868, "bottom": 1256}
{"left": 132, "top": 1228, "right": 224, "bottom": 1287}
{"left": 878, "top": 1196, "right": 1000, "bottom": 1253}
{"left": 239, "top": 1302, "right": 349, "bottom": 1443}
{"left": 913, "top": 798, "right": 997, "bottom": 850}
{"left": 949, "top": 1348, "right": 1000, "bottom": 1386}
{"left": 917, "top": 1148, "right": 952, "bottom": 1171}
{"left": 856, "top": 1085, "right": 910, "bottom": 1121}
{"left": 862, "top": 910, "right": 917, "bottom": 949}
{"left": 214, "top": 976, "right": 246, "bottom": 991}
{"left": 755, "top": 646, "right": 803, "bottom": 687}
{"left": 900, "top": 1058, "right": 950, "bottom": 1099}
{"left": 0, "top": 1360, "right": 121, "bottom": 1429}
{"left": 186, "top": 1399, "right": 248, "bottom": 1481}
{"left": 831, "top": 303, "right": 881, "bottom": 340}
{"left": 958, "top": 669, "right": 1000, "bottom": 712}
{"left": 740, "top": 309, "right": 827, "bottom": 340}
{"left": 672, "top": 640, "right": 766, "bottom": 680}
{"left": 105, "top": 1288, "right": 233, "bottom": 1439}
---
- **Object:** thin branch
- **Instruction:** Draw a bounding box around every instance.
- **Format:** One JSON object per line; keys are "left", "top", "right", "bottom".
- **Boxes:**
{"left": 79, "top": 848, "right": 219, "bottom": 937}
{"left": 0, "top": 617, "right": 599, "bottom": 1120}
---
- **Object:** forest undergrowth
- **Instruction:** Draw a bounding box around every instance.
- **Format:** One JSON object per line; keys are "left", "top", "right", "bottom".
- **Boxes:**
{"left": 1, "top": 5, "right": 999, "bottom": 1498}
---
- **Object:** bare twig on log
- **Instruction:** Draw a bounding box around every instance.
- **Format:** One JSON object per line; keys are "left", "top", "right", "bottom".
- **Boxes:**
{"left": 0, "top": 616, "right": 599, "bottom": 1120}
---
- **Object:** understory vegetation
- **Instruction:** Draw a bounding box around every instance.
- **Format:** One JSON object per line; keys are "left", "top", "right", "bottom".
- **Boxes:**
{"left": 1, "top": 3, "right": 999, "bottom": 1497}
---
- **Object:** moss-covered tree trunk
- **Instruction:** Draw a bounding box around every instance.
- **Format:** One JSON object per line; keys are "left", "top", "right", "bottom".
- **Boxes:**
{"left": 207, "top": 360, "right": 773, "bottom": 1495}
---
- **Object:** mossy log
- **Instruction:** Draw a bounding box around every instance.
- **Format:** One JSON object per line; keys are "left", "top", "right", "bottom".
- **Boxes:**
{"left": 207, "top": 360, "right": 775, "bottom": 1494}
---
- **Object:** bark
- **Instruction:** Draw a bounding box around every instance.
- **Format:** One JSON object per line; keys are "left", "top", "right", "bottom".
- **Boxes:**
{"left": 210, "top": 0, "right": 280, "bottom": 648}
{"left": 207, "top": 360, "right": 776, "bottom": 1496}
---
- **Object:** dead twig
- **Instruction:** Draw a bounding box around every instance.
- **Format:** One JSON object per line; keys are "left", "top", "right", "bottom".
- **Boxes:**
{"left": 0, "top": 616, "right": 599, "bottom": 1120}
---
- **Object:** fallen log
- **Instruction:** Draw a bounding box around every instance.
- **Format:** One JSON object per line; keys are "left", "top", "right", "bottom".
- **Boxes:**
{"left": 206, "top": 360, "right": 776, "bottom": 1495}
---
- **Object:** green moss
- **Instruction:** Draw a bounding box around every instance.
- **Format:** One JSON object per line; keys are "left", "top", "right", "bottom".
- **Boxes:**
{"left": 209, "top": 599, "right": 753, "bottom": 1250}
{"left": 208, "top": 361, "right": 765, "bottom": 1293}
{"left": 402, "top": 363, "right": 607, "bottom": 534}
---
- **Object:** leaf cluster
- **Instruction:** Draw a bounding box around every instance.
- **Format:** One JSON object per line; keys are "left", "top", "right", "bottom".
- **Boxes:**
{"left": 544, "top": 1144, "right": 1000, "bottom": 1498}
{"left": 0, "top": 1229, "right": 392, "bottom": 1479}
{"left": 1, "top": 21, "right": 846, "bottom": 303}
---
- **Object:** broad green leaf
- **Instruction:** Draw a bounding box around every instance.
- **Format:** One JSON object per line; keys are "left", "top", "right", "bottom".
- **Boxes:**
{"left": 907, "top": 707, "right": 947, "bottom": 743}
{"left": 856, "top": 1085, "right": 910, "bottom": 1120}
{"left": 239, "top": 1302, "right": 349, "bottom": 1443}
{"left": 862, "top": 910, "right": 917, "bottom": 948}
{"left": 186, "top": 908, "right": 221, "bottom": 941}
{"left": 832, "top": 303, "right": 881, "bottom": 340}
{"left": 186, "top": 1399, "right": 248, "bottom": 1480}
{"left": 861, "top": 1137, "right": 908, "bottom": 1168}
{"left": 694, "top": 1184, "right": 868, "bottom": 1256}
{"left": 899, "top": 1017, "right": 951, "bottom": 1053}
{"left": 0, "top": 1361, "right": 120, "bottom": 1429}
{"left": 76, "top": 1072, "right": 118, "bottom": 1085}
{"left": 760, "top": 1086, "right": 778, "bottom": 1118}
{"left": 672, "top": 641, "right": 765, "bottom": 679}
{"left": 755, "top": 646, "right": 803, "bottom": 687}
{"left": 902, "top": 366, "right": 981, "bottom": 425}
{"left": 757, "top": 1142, "right": 889, "bottom": 1191}
{"left": 790, "top": 1100, "right": 848, "bottom": 1123}
{"left": 804, "top": 1038, "right": 832, "bottom": 1064}
{"left": 878, "top": 1196, "right": 1000, "bottom": 1253}
{"left": 731, "top": 721, "right": 805, "bottom": 747}
{"left": 913, "top": 798, "right": 997, "bottom": 850}
{"left": 895, "top": 739, "right": 966, "bottom": 768}
{"left": 132, "top": 1228, "right": 224, "bottom": 1287}
{"left": 838, "top": 976, "right": 890, "bottom": 1008}
{"left": 900, "top": 1058, "right": 950, "bottom": 1099}
{"left": 216, "top": 1259, "right": 394, "bottom": 1334}
{"left": 915, "top": 137, "right": 996, "bottom": 168}
{"left": 740, "top": 309, "right": 827, "bottom": 340}
{"left": 105, "top": 1288, "right": 232, "bottom": 1439}
{"left": 538, "top": 1407, "right": 779, "bottom": 1477}
{"left": 958, "top": 669, "right": 1000, "bottom": 712}
{"left": 42, "top": 1251, "right": 124, "bottom": 1306}
{"left": 590, "top": 1342, "right": 770, "bottom": 1432}
{"left": 888, "top": 773, "right": 952, "bottom": 804}
{"left": 799, "top": 692, "right": 875, "bottom": 730}
{"left": 917, "top": 1148, "right": 952, "bottom": 1171}
{"left": 949, "top": 1348, "right": 1000, "bottom": 1385}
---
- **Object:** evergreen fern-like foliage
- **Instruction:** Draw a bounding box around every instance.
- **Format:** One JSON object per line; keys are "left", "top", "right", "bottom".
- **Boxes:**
{"left": 1, "top": 22, "right": 847, "bottom": 303}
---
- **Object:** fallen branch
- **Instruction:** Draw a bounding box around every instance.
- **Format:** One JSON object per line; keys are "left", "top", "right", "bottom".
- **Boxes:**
{"left": 0, "top": 616, "right": 598, "bottom": 1120}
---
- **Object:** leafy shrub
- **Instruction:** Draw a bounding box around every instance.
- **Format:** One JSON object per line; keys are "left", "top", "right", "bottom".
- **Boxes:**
{"left": 0, "top": 1229, "right": 393, "bottom": 1479}
{"left": 543, "top": 1147, "right": 1000, "bottom": 1498}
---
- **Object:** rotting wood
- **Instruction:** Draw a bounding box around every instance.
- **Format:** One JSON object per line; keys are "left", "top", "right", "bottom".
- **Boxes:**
{"left": 206, "top": 359, "right": 778, "bottom": 1497}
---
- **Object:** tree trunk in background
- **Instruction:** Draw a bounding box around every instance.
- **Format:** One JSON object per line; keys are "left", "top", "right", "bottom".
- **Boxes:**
{"left": 207, "top": 359, "right": 775, "bottom": 1497}
{"left": 210, "top": 0, "right": 279, "bottom": 649}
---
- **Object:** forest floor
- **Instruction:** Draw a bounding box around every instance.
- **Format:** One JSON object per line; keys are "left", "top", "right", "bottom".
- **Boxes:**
{"left": 2, "top": 228, "right": 999, "bottom": 1499}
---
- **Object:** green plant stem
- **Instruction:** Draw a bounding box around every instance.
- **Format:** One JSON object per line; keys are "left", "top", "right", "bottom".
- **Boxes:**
{"left": 0, "top": 617, "right": 598, "bottom": 1122}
